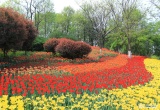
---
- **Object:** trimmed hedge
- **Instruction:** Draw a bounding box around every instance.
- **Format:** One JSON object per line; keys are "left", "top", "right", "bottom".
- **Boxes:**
{"left": 55, "top": 38, "right": 76, "bottom": 59}
{"left": 44, "top": 38, "right": 92, "bottom": 59}
{"left": 43, "top": 38, "right": 59, "bottom": 53}
{"left": 75, "top": 41, "right": 92, "bottom": 58}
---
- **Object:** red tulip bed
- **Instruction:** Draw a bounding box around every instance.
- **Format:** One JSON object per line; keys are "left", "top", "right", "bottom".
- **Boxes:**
{"left": 0, "top": 47, "right": 154, "bottom": 109}
{"left": 0, "top": 48, "right": 153, "bottom": 96}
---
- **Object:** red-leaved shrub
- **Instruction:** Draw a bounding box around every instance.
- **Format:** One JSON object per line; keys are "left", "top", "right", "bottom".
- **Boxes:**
{"left": 75, "top": 41, "right": 92, "bottom": 58}
{"left": 55, "top": 38, "right": 77, "bottom": 59}
{"left": 43, "top": 38, "right": 59, "bottom": 53}
{"left": 56, "top": 38, "right": 92, "bottom": 59}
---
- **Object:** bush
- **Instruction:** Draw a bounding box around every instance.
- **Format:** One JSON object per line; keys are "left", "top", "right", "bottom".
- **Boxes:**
{"left": 75, "top": 41, "right": 92, "bottom": 58}
{"left": 151, "top": 55, "right": 160, "bottom": 60}
{"left": 43, "top": 38, "right": 60, "bottom": 53}
{"left": 32, "top": 37, "right": 47, "bottom": 51}
{"left": 55, "top": 38, "right": 76, "bottom": 59}
{"left": 55, "top": 38, "right": 92, "bottom": 59}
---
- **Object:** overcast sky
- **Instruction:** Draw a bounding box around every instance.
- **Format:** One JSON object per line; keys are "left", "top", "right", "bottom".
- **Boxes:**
{"left": 0, "top": 0, "right": 80, "bottom": 13}
{"left": 54, "top": 0, "right": 80, "bottom": 13}
{"left": 0, "top": 0, "right": 154, "bottom": 15}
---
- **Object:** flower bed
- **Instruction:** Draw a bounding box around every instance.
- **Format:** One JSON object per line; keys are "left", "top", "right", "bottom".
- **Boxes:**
{"left": 0, "top": 48, "right": 158, "bottom": 109}
{"left": 0, "top": 56, "right": 152, "bottom": 96}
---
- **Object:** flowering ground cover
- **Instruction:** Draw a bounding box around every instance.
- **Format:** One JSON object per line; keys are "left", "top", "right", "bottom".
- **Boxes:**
{"left": 0, "top": 47, "right": 117, "bottom": 69}
{"left": 0, "top": 56, "right": 152, "bottom": 97}
{"left": 0, "top": 47, "right": 159, "bottom": 109}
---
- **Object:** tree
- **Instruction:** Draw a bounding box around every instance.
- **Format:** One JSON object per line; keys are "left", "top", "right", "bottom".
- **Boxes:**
{"left": 0, "top": 8, "right": 36, "bottom": 57}
{"left": 0, "top": 8, "right": 28, "bottom": 57}
{"left": 61, "top": 6, "right": 75, "bottom": 34}
{"left": 150, "top": 0, "right": 160, "bottom": 19}
{"left": 111, "top": 0, "right": 144, "bottom": 58}
{"left": 38, "top": 12, "right": 55, "bottom": 38}
{"left": 49, "top": 7, "right": 76, "bottom": 39}
{"left": 72, "top": 10, "right": 94, "bottom": 42}
{"left": 22, "top": 20, "right": 38, "bottom": 54}
{"left": 0, "top": 0, "right": 22, "bottom": 12}
{"left": 80, "top": 0, "right": 116, "bottom": 49}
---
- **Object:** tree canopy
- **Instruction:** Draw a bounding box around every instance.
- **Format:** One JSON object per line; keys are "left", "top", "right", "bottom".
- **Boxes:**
{"left": 0, "top": 7, "right": 38, "bottom": 57}
{"left": 1, "top": 0, "right": 160, "bottom": 57}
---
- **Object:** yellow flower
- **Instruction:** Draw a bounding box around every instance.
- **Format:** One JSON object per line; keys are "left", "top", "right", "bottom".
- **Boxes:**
{"left": 2, "top": 95, "right": 8, "bottom": 100}
{"left": 39, "top": 100, "right": 44, "bottom": 105}
{"left": 51, "top": 100, "right": 55, "bottom": 104}
{"left": 10, "top": 97, "right": 17, "bottom": 105}
{"left": 84, "top": 102, "right": 89, "bottom": 106}
{"left": 36, "top": 97, "right": 41, "bottom": 100}
{"left": 9, "top": 105, "right": 17, "bottom": 110}
{"left": 18, "top": 105, "right": 24, "bottom": 110}
{"left": 1, "top": 101, "right": 9, "bottom": 109}
{"left": 33, "top": 100, "right": 38, "bottom": 105}
{"left": 82, "top": 107, "right": 88, "bottom": 110}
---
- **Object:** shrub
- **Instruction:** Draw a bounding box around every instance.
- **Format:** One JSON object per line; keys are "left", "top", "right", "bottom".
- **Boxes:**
{"left": 32, "top": 37, "right": 47, "bottom": 51}
{"left": 75, "top": 41, "right": 92, "bottom": 58}
{"left": 56, "top": 38, "right": 92, "bottom": 59}
{"left": 43, "top": 38, "right": 60, "bottom": 53}
{"left": 55, "top": 38, "right": 76, "bottom": 59}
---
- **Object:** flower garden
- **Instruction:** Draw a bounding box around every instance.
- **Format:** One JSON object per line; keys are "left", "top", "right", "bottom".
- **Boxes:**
{"left": 0, "top": 47, "right": 160, "bottom": 109}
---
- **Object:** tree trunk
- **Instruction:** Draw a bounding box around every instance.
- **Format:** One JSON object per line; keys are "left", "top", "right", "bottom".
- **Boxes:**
{"left": 37, "top": 12, "right": 40, "bottom": 31}
{"left": 45, "top": 12, "right": 47, "bottom": 38}
{"left": 34, "top": 8, "right": 37, "bottom": 28}
{"left": 3, "top": 48, "right": 8, "bottom": 58}
{"left": 30, "top": 0, "right": 33, "bottom": 20}
{"left": 127, "top": 36, "right": 132, "bottom": 58}
{"left": 83, "top": 27, "right": 86, "bottom": 41}
{"left": 25, "top": 50, "right": 27, "bottom": 55}
{"left": 98, "top": 36, "right": 104, "bottom": 54}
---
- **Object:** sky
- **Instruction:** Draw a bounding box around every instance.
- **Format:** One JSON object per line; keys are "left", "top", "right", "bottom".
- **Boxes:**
{"left": 0, "top": 0, "right": 156, "bottom": 20}
{"left": 54, "top": 0, "right": 80, "bottom": 13}
{"left": 0, "top": 0, "right": 80, "bottom": 13}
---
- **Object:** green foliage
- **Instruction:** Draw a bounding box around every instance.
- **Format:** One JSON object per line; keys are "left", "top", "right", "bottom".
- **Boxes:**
{"left": 38, "top": 12, "right": 55, "bottom": 38}
{"left": 0, "top": 0, "right": 22, "bottom": 12}
{"left": 49, "top": 32, "right": 78, "bottom": 41}
{"left": 0, "top": 50, "right": 33, "bottom": 58}
{"left": 32, "top": 37, "right": 48, "bottom": 51}
{"left": 150, "top": 55, "right": 160, "bottom": 60}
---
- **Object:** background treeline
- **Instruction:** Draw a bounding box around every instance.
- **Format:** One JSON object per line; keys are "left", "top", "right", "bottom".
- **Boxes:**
{"left": 1, "top": 0, "right": 160, "bottom": 57}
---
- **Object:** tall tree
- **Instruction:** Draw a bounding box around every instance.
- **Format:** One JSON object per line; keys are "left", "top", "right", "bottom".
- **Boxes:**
{"left": 50, "top": 7, "right": 75, "bottom": 39}
{"left": 80, "top": 0, "right": 116, "bottom": 49}
{"left": 0, "top": 8, "right": 27, "bottom": 57}
{"left": 150, "top": 0, "right": 160, "bottom": 19}
{"left": 61, "top": 6, "right": 75, "bottom": 34}
{"left": 72, "top": 11, "right": 90, "bottom": 41}
{"left": 111, "top": 0, "right": 144, "bottom": 58}
{"left": 0, "top": 0, "right": 22, "bottom": 12}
